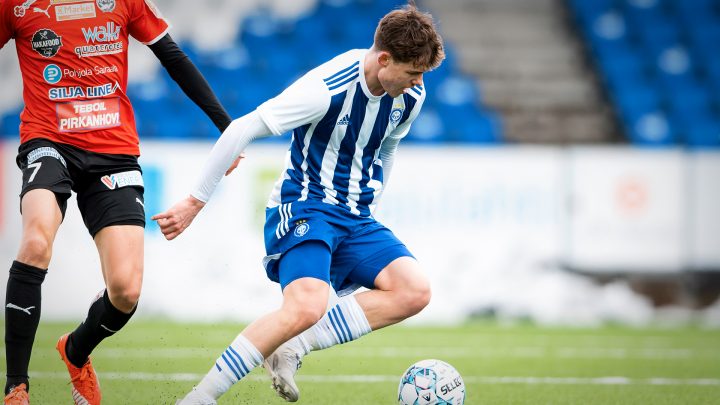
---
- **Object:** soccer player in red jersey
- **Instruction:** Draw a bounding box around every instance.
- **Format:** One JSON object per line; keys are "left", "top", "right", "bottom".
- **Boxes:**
{"left": 0, "top": 1, "right": 234, "bottom": 403}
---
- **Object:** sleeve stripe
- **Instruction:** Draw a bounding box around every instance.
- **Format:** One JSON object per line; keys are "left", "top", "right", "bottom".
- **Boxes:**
{"left": 323, "top": 61, "right": 360, "bottom": 83}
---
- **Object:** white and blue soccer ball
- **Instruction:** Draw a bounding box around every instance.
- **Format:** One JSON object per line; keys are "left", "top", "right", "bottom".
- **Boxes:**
{"left": 397, "top": 359, "right": 466, "bottom": 405}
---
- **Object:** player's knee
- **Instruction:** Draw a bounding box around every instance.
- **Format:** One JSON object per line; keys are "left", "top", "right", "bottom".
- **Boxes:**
{"left": 17, "top": 234, "right": 53, "bottom": 266}
{"left": 107, "top": 283, "right": 141, "bottom": 313}
{"left": 399, "top": 278, "right": 431, "bottom": 317}
{"left": 287, "top": 301, "right": 326, "bottom": 332}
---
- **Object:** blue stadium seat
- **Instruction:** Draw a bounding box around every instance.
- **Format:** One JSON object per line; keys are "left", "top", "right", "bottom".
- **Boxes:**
{"left": 570, "top": 0, "right": 720, "bottom": 147}
{"left": 683, "top": 118, "right": 720, "bottom": 148}
{"left": 0, "top": 108, "right": 22, "bottom": 138}
{"left": 125, "top": 0, "right": 494, "bottom": 143}
{"left": 587, "top": 10, "right": 629, "bottom": 51}
{"left": 663, "top": 80, "right": 712, "bottom": 118}
{"left": 596, "top": 44, "right": 648, "bottom": 88}
{"left": 568, "top": 0, "right": 615, "bottom": 25}
{"left": 405, "top": 107, "right": 445, "bottom": 143}
{"left": 624, "top": 110, "right": 676, "bottom": 146}
{"left": 611, "top": 81, "right": 662, "bottom": 119}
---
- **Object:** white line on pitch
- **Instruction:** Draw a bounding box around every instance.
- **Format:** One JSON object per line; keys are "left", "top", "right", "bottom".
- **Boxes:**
{"left": 11, "top": 346, "right": 720, "bottom": 360}
{"left": 28, "top": 372, "right": 720, "bottom": 386}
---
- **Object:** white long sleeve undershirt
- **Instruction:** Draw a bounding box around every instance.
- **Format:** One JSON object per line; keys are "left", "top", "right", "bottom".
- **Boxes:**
{"left": 377, "top": 135, "right": 400, "bottom": 186}
{"left": 191, "top": 111, "right": 273, "bottom": 203}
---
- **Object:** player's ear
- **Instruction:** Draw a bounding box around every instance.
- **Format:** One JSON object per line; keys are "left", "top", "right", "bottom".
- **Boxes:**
{"left": 378, "top": 51, "right": 391, "bottom": 67}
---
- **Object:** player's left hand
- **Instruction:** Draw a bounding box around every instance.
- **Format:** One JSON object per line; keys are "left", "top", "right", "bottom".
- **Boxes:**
{"left": 225, "top": 153, "right": 246, "bottom": 176}
{"left": 151, "top": 195, "right": 206, "bottom": 240}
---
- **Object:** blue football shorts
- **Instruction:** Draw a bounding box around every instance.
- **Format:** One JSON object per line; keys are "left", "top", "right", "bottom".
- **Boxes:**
{"left": 263, "top": 200, "right": 414, "bottom": 295}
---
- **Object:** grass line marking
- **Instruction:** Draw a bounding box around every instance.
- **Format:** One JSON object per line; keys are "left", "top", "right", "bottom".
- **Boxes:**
{"left": 10, "top": 346, "right": 720, "bottom": 360}
{"left": 28, "top": 372, "right": 720, "bottom": 386}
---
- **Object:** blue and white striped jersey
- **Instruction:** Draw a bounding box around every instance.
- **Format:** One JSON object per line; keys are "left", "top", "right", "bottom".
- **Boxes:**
{"left": 256, "top": 49, "right": 425, "bottom": 217}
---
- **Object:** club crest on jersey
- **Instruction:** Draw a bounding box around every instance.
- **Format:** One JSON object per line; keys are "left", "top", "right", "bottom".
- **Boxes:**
{"left": 96, "top": 0, "right": 115, "bottom": 12}
{"left": 31, "top": 29, "right": 62, "bottom": 58}
{"left": 100, "top": 170, "right": 143, "bottom": 190}
{"left": 14, "top": 0, "right": 36, "bottom": 17}
{"left": 294, "top": 222, "right": 310, "bottom": 238}
{"left": 390, "top": 105, "right": 404, "bottom": 124}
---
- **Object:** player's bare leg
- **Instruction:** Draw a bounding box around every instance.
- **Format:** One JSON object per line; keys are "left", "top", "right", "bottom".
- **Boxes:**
{"left": 5, "top": 190, "right": 60, "bottom": 398}
{"left": 265, "top": 257, "right": 431, "bottom": 401}
{"left": 56, "top": 225, "right": 143, "bottom": 405}
{"left": 354, "top": 257, "right": 431, "bottom": 329}
{"left": 177, "top": 278, "right": 329, "bottom": 404}
{"left": 95, "top": 225, "right": 144, "bottom": 314}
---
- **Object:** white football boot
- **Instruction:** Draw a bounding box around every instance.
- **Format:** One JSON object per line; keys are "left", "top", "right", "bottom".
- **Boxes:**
{"left": 175, "top": 387, "right": 217, "bottom": 405}
{"left": 263, "top": 343, "right": 303, "bottom": 402}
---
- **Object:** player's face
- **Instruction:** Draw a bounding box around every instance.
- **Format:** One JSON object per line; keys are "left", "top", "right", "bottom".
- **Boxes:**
{"left": 378, "top": 56, "right": 426, "bottom": 98}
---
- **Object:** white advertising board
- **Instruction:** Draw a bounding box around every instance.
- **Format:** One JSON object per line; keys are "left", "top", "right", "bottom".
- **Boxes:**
{"left": 688, "top": 152, "right": 720, "bottom": 269}
{"left": 565, "top": 148, "right": 685, "bottom": 272}
{"left": 0, "top": 142, "right": 718, "bottom": 322}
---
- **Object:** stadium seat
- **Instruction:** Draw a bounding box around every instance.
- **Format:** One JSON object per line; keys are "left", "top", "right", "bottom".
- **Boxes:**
{"left": 122, "top": 0, "right": 493, "bottom": 143}
{"left": 624, "top": 110, "right": 676, "bottom": 146}
{"left": 405, "top": 107, "right": 445, "bottom": 143}
{"left": 569, "top": 0, "right": 720, "bottom": 147}
{"left": 682, "top": 118, "right": 720, "bottom": 148}
{"left": 0, "top": 108, "right": 22, "bottom": 138}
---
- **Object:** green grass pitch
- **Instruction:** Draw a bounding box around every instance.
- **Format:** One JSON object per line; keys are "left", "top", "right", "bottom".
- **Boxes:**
{"left": 4, "top": 320, "right": 719, "bottom": 404}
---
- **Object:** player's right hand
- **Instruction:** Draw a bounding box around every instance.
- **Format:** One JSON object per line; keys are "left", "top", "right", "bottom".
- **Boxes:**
{"left": 151, "top": 195, "right": 206, "bottom": 240}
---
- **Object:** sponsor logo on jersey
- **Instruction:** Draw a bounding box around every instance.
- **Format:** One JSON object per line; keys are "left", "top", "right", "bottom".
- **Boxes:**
{"left": 48, "top": 81, "right": 119, "bottom": 100}
{"left": 337, "top": 114, "right": 350, "bottom": 126}
{"left": 31, "top": 29, "right": 62, "bottom": 58}
{"left": 32, "top": 4, "right": 52, "bottom": 18}
{"left": 55, "top": 2, "right": 96, "bottom": 21}
{"left": 56, "top": 97, "right": 121, "bottom": 132}
{"left": 43, "top": 64, "right": 62, "bottom": 84}
{"left": 61, "top": 64, "right": 118, "bottom": 79}
{"left": 74, "top": 42, "right": 123, "bottom": 58}
{"left": 96, "top": 0, "right": 115, "bottom": 13}
{"left": 390, "top": 105, "right": 404, "bottom": 124}
{"left": 82, "top": 22, "right": 121, "bottom": 43}
{"left": 99, "top": 170, "right": 144, "bottom": 190}
{"left": 13, "top": 0, "right": 36, "bottom": 17}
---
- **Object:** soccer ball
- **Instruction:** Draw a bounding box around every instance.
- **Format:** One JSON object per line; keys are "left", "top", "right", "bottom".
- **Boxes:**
{"left": 397, "top": 359, "right": 465, "bottom": 404}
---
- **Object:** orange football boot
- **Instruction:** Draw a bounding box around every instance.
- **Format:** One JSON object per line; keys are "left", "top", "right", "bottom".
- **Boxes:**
{"left": 56, "top": 334, "right": 101, "bottom": 405}
{"left": 3, "top": 383, "right": 29, "bottom": 405}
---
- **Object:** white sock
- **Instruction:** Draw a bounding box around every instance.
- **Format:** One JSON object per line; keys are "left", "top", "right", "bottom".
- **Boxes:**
{"left": 293, "top": 295, "right": 371, "bottom": 355}
{"left": 196, "top": 334, "right": 263, "bottom": 399}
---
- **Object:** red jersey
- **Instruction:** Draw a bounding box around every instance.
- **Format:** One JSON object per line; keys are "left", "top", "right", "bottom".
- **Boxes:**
{"left": 0, "top": 0, "right": 169, "bottom": 155}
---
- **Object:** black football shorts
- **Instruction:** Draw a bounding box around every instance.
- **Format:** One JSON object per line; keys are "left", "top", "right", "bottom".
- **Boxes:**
{"left": 16, "top": 138, "right": 146, "bottom": 237}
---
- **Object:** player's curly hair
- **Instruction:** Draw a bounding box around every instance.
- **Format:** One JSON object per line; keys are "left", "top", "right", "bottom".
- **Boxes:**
{"left": 374, "top": 0, "right": 445, "bottom": 70}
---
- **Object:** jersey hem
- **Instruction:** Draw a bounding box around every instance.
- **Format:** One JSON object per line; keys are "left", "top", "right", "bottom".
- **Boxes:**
{"left": 20, "top": 135, "right": 140, "bottom": 156}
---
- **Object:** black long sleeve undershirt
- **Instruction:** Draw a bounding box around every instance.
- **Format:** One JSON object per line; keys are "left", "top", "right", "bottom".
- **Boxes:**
{"left": 148, "top": 34, "right": 232, "bottom": 133}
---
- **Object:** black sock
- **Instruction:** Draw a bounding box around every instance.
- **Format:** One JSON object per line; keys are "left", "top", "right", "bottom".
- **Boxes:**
{"left": 5, "top": 261, "right": 47, "bottom": 394}
{"left": 65, "top": 289, "right": 135, "bottom": 368}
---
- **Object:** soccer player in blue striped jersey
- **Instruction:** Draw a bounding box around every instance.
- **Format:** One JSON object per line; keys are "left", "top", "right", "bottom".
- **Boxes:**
{"left": 154, "top": 2, "right": 444, "bottom": 403}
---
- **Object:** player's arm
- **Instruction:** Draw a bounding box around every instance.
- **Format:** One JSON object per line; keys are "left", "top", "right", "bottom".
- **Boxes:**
{"left": 148, "top": 34, "right": 232, "bottom": 133}
{"left": 378, "top": 101, "right": 423, "bottom": 187}
{"left": 0, "top": 1, "right": 15, "bottom": 50}
{"left": 152, "top": 71, "right": 328, "bottom": 240}
{"left": 151, "top": 111, "right": 272, "bottom": 240}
